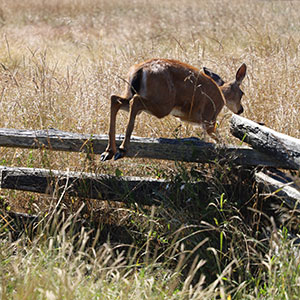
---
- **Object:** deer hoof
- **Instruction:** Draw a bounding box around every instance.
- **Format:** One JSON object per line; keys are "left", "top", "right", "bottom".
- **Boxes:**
{"left": 114, "top": 149, "right": 126, "bottom": 160}
{"left": 100, "top": 151, "right": 114, "bottom": 161}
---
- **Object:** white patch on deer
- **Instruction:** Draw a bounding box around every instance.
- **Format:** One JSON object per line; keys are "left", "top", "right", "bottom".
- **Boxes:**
{"left": 148, "top": 60, "right": 169, "bottom": 73}
{"left": 170, "top": 107, "right": 185, "bottom": 118}
{"left": 171, "top": 107, "right": 204, "bottom": 127}
{"left": 139, "top": 69, "right": 147, "bottom": 98}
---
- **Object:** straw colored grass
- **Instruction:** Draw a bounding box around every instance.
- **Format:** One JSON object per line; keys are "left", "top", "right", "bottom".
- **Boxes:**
{"left": 0, "top": 0, "right": 300, "bottom": 299}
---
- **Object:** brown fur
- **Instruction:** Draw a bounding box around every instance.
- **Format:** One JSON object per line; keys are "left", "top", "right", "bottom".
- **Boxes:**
{"left": 101, "top": 59, "right": 246, "bottom": 161}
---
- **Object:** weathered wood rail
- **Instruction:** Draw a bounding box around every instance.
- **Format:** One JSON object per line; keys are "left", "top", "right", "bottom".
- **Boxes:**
{"left": 1, "top": 165, "right": 299, "bottom": 208}
{"left": 0, "top": 166, "right": 170, "bottom": 206}
{"left": 230, "top": 115, "right": 300, "bottom": 170}
{"left": 255, "top": 169, "right": 300, "bottom": 209}
{"left": 0, "top": 127, "right": 297, "bottom": 169}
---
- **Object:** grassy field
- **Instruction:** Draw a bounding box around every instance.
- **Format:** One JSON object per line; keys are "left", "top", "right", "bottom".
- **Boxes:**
{"left": 0, "top": 0, "right": 300, "bottom": 299}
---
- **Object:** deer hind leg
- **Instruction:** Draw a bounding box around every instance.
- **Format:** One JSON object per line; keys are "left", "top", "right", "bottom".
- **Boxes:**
{"left": 100, "top": 95, "right": 129, "bottom": 161}
{"left": 114, "top": 94, "right": 144, "bottom": 160}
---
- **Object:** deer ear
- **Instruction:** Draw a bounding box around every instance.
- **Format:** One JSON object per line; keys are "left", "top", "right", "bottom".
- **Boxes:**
{"left": 203, "top": 67, "right": 225, "bottom": 86}
{"left": 236, "top": 63, "right": 246, "bottom": 85}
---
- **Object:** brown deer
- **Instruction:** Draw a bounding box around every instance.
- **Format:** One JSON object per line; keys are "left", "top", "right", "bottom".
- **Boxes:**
{"left": 101, "top": 59, "right": 246, "bottom": 161}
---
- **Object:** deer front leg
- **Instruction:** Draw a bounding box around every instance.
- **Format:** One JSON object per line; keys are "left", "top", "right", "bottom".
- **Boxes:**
{"left": 204, "top": 120, "right": 220, "bottom": 142}
{"left": 114, "top": 95, "right": 143, "bottom": 160}
{"left": 100, "top": 95, "right": 123, "bottom": 161}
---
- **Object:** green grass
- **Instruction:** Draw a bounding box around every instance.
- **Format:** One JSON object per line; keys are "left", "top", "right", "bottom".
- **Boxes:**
{"left": 0, "top": 0, "right": 300, "bottom": 298}
{"left": 1, "top": 194, "right": 300, "bottom": 299}
{"left": 1, "top": 162, "right": 300, "bottom": 299}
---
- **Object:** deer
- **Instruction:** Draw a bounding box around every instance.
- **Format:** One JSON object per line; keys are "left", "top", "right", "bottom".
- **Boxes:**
{"left": 100, "top": 59, "right": 246, "bottom": 161}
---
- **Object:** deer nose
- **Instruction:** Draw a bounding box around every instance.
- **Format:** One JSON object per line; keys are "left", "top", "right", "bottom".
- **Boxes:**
{"left": 237, "top": 106, "right": 244, "bottom": 115}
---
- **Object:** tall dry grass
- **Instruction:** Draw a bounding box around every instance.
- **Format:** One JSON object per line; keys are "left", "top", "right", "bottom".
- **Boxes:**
{"left": 0, "top": 0, "right": 299, "bottom": 137}
{"left": 0, "top": 0, "right": 300, "bottom": 298}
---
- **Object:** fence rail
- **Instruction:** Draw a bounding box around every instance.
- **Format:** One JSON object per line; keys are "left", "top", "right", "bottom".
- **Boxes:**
{"left": 0, "top": 123, "right": 297, "bottom": 169}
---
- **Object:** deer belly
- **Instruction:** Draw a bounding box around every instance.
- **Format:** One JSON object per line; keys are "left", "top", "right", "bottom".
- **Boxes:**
{"left": 170, "top": 107, "right": 202, "bottom": 126}
{"left": 170, "top": 107, "right": 186, "bottom": 118}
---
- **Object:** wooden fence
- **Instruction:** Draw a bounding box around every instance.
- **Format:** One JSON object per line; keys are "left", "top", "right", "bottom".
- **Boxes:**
{"left": 0, "top": 115, "right": 299, "bottom": 207}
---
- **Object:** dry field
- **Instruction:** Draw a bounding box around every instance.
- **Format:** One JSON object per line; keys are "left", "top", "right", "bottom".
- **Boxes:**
{"left": 0, "top": 0, "right": 299, "bottom": 207}
{"left": 0, "top": 0, "right": 299, "bottom": 172}
{"left": 0, "top": 0, "right": 300, "bottom": 299}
